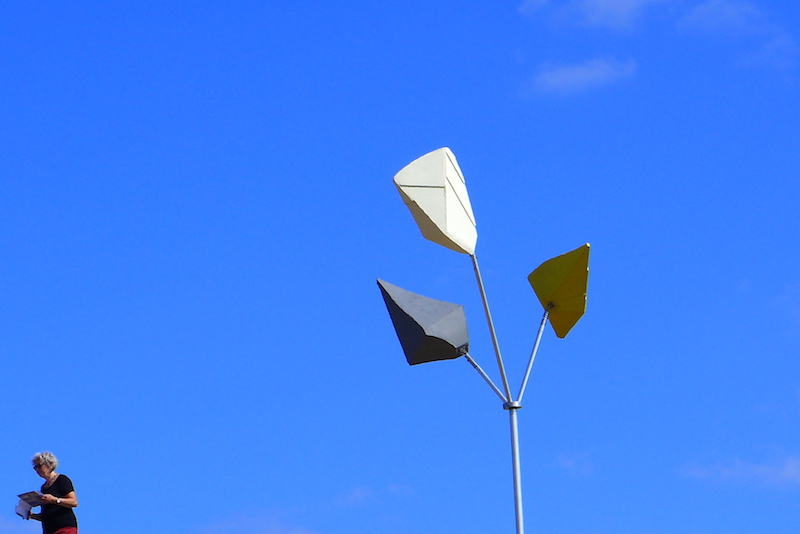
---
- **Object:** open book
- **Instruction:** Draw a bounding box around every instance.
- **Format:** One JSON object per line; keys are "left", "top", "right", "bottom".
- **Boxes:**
{"left": 15, "top": 491, "right": 43, "bottom": 520}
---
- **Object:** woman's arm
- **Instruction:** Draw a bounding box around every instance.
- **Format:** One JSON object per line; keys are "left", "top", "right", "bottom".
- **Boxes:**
{"left": 40, "top": 491, "right": 78, "bottom": 508}
{"left": 60, "top": 491, "right": 78, "bottom": 508}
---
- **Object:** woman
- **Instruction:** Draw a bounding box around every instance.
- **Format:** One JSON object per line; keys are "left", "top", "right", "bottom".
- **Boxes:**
{"left": 29, "top": 452, "right": 79, "bottom": 534}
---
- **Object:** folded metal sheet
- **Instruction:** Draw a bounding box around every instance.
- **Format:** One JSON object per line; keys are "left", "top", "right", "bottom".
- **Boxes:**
{"left": 393, "top": 147, "right": 477, "bottom": 255}
{"left": 377, "top": 279, "right": 469, "bottom": 365}
{"left": 527, "top": 244, "right": 590, "bottom": 339}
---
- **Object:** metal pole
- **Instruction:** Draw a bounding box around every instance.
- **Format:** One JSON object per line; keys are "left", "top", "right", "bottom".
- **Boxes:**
{"left": 506, "top": 402, "right": 524, "bottom": 534}
{"left": 517, "top": 307, "right": 550, "bottom": 403}
{"left": 464, "top": 353, "right": 508, "bottom": 403}
{"left": 470, "top": 254, "right": 512, "bottom": 401}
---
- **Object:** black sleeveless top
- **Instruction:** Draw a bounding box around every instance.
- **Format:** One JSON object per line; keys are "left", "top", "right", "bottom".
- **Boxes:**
{"left": 41, "top": 474, "right": 78, "bottom": 533}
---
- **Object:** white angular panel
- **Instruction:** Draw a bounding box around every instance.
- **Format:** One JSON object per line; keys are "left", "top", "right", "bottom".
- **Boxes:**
{"left": 393, "top": 147, "right": 478, "bottom": 255}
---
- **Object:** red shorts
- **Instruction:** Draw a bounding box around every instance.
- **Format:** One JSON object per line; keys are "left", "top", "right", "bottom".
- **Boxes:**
{"left": 50, "top": 528, "right": 77, "bottom": 534}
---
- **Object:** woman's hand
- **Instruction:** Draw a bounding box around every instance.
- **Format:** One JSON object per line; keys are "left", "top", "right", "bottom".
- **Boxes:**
{"left": 39, "top": 492, "right": 77, "bottom": 508}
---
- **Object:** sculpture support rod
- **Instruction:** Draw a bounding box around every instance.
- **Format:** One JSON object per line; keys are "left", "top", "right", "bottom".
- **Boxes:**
{"left": 465, "top": 353, "right": 508, "bottom": 403}
{"left": 470, "top": 254, "right": 512, "bottom": 401}
{"left": 517, "top": 307, "right": 550, "bottom": 403}
{"left": 507, "top": 403, "right": 524, "bottom": 534}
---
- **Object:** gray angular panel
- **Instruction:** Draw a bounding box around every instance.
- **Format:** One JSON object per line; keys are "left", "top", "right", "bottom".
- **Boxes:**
{"left": 377, "top": 279, "right": 469, "bottom": 365}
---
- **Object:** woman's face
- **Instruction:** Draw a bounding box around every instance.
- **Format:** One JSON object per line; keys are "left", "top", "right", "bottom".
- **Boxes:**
{"left": 33, "top": 461, "right": 53, "bottom": 479}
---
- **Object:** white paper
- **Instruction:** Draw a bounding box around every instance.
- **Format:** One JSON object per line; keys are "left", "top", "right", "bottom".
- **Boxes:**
{"left": 15, "top": 498, "right": 32, "bottom": 519}
{"left": 17, "top": 491, "right": 44, "bottom": 506}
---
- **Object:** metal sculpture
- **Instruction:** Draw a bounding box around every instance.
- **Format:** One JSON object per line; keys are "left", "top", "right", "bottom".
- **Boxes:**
{"left": 379, "top": 147, "right": 591, "bottom": 534}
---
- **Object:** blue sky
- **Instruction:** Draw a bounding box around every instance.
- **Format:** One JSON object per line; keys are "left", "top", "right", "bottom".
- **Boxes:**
{"left": 1, "top": 1, "right": 798, "bottom": 533}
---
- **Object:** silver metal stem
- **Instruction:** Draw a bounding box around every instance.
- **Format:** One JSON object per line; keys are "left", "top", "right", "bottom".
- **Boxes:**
{"left": 506, "top": 403, "right": 524, "bottom": 534}
{"left": 517, "top": 308, "right": 550, "bottom": 403}
{"left": 464, "top": 353, "right": 508, "bottom": 403}
{"left": 470, "top": 254, "right": 512, "bottom": 401}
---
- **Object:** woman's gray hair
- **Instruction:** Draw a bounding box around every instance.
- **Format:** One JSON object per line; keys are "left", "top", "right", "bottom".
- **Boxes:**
{"left": 32, "top": 451, "right": 58, "bottom": 470}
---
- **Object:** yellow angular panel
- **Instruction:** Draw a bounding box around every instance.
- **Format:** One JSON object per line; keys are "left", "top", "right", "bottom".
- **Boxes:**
{"left": 527, "top": 244, "right": 590, "bottom": 338}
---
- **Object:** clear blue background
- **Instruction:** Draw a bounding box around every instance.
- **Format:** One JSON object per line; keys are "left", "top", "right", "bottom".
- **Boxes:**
{"left": 1, "top": 2, "right": 798, "bottom": 533}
